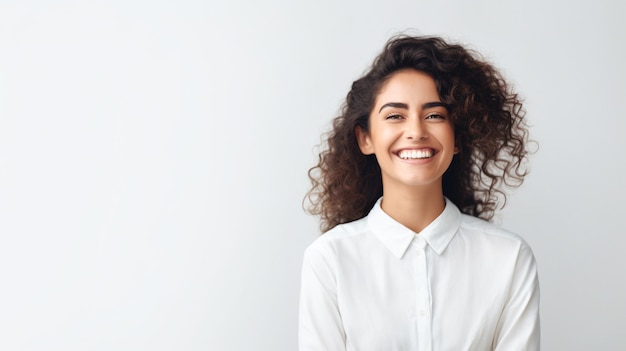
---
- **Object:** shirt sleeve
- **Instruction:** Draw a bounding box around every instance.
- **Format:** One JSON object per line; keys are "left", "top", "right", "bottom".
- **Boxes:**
{"left": 493, "top": 243, "right": 541, "bottom": 350}
{"left": 298, "top": 244, "right": 346, "bottom": 351}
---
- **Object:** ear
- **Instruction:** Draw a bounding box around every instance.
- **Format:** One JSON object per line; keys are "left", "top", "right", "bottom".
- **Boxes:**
{"left": 454, "top": 135, "right": 461, "bottom": 154}
{"left": 355, "top": 126, "right": 374, "bottom": 155}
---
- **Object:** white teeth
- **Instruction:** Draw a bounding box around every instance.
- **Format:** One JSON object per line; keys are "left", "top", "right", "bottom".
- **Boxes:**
{"left": 398, "top": 149, "right": 434, "bottom": 159}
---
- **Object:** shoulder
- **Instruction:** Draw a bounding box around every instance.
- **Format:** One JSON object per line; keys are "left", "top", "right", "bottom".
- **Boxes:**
{"left": 305, "top": 216, "right": 370, "bottom": 252}
{"left": 455, "top": 214, "right": 538, "bottom": 281}
{"left": 458, "top": 213, "right": 534, "bottom": 253}
{"left": 303, "top": 217, "right": 370, "bottom": 263}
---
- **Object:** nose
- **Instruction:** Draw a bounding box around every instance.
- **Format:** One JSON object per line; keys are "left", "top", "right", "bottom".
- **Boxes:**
{"left": 406, "top": 118, "right": 428, "bottom": 140}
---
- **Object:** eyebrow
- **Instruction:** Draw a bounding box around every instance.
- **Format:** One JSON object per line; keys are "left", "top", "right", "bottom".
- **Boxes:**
{"left": 378, "top": 101, "right": 449, "bottom": 113}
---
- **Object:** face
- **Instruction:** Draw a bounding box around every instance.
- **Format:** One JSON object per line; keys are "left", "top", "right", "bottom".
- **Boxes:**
{"left": 356, "top": 69, "right": 456, "bottom": 193}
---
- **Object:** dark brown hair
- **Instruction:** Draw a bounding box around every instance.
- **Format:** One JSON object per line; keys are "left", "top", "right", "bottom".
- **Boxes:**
{"left": 305, "top": 35, "right": 531, "bottom": 233}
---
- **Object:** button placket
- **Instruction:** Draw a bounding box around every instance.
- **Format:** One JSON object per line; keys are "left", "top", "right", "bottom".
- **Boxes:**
{"left": 413, "top": 236, "right": 432, "bottom": 350}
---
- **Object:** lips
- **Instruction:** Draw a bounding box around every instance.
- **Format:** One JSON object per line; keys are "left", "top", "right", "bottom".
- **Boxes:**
{"left": 397, "top": 148, "right": 435, "bottom": 159}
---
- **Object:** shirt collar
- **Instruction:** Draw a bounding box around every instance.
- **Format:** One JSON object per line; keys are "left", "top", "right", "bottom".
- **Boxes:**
{"left": 367, "top": 197, "right": 461, "bottom": 259}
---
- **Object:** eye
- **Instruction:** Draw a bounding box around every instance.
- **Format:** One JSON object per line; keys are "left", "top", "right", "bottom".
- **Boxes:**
{"left": 385, "top": 113, "right": 404, "bottom": 120}
{"left": 425, "top": 113, "right": 447, "bottom": 120}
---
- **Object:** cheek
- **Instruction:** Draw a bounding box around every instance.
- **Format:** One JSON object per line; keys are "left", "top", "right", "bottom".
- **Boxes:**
{"left": 445, "top": 124, "right": 456, "bottom": 145}
{"left": 370, "top": 124, "right": 395, "bottom": 144}
{"left": 434, "top": 124, "right": 455, "bottom": 145}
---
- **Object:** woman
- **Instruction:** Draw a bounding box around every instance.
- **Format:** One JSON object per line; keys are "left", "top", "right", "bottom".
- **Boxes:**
{"left": 300, "top": 35, "right": 540, "bottom": 350}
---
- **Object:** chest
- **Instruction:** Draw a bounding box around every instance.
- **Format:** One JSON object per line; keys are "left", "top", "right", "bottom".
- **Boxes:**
{"left": 335, "top": 248, "right": 513, "bottom": 350}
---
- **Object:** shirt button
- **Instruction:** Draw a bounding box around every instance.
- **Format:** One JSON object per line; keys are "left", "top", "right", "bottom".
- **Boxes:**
{"left": 415, "top": 249, "right": 422, "bottom": 256}
{"left": 419, "top": 309, "right": 427, "bottom": 317}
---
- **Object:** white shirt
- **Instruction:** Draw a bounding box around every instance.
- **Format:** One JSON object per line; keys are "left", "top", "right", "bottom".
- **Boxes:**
{"left": 299, "top": 198, "right": 540, "bottom": 350}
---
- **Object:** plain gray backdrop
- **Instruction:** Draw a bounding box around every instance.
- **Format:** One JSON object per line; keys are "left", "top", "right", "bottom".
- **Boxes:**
{"left": 1, "top": 0, "right": 624, "bottom": 350}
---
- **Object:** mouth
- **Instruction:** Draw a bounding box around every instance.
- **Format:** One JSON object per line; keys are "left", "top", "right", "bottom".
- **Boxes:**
{"left": 396, "top": 148, "right": 435, "bottom": 160}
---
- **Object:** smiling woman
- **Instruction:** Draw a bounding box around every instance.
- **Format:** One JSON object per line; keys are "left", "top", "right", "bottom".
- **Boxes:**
{"left": 355, "top": 70, "right": 456, "bottom": 233}
{"left": 300, "top": 35, "right": 538, "bottom": 350}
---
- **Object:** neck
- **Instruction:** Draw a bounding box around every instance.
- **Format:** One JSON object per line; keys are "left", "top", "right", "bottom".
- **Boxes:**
{"left": 380, "top": 183, "right": 446, "bottom": 234}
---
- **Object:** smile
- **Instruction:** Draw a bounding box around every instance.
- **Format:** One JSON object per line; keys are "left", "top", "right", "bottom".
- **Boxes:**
{"left": 397, "top": 149, "right": 435, "bottom": 159}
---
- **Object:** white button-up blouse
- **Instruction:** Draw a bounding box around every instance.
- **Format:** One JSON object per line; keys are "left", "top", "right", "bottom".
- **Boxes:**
{"left": 299, "top": 198, "right": 540, "bottom": 350}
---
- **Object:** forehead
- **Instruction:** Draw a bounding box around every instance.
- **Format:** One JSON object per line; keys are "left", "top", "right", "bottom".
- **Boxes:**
{"left": 374, "top": 69, "right": 440, "bottom": 105}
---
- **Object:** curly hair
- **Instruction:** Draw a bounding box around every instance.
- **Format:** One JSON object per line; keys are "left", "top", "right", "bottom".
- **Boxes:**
{"left": 305, "top": 35, "right": 531, "bottom": 233}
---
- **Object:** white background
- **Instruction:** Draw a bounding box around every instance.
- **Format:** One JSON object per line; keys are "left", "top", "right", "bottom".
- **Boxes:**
{"left": 0, "top": 0, "right": 624, "bottom": 350}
